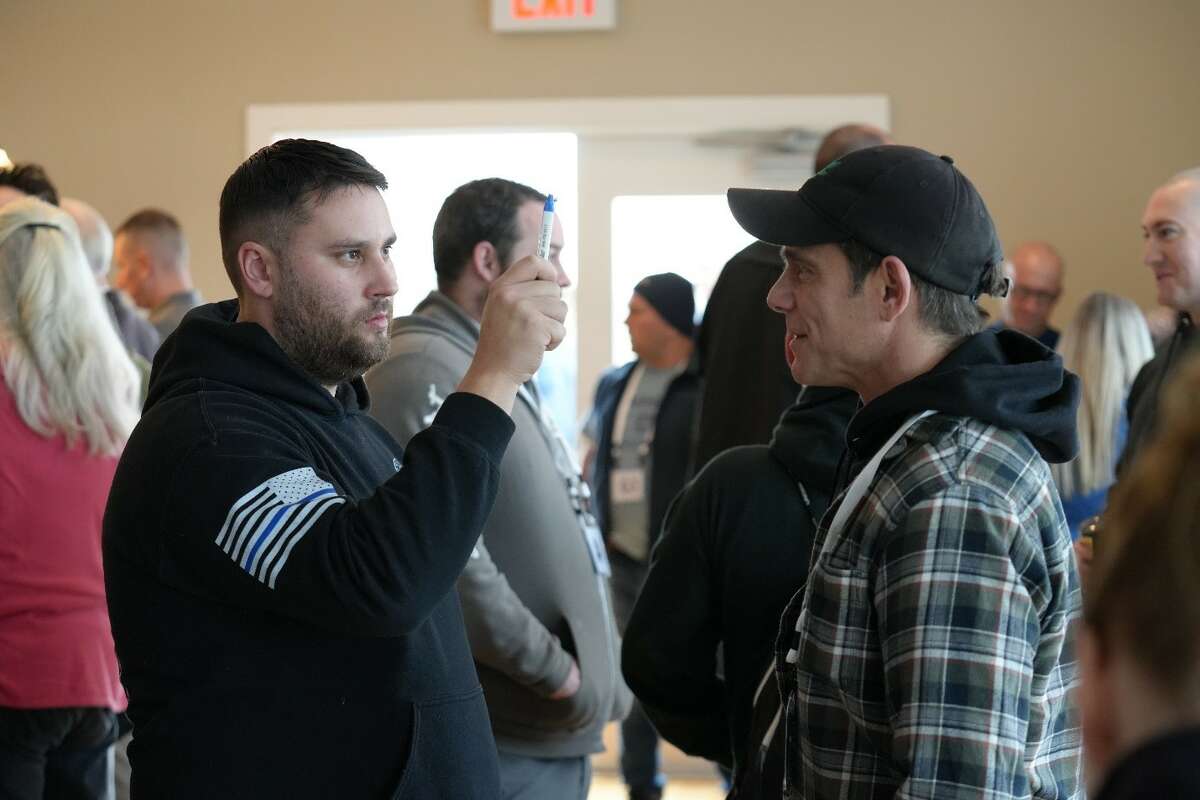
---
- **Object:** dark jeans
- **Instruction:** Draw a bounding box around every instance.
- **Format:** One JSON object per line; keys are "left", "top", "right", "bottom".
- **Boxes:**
{"left": 609, "top": 551, "right": 666, "bottom": 794}
{"left": 0, "top": 706, "right": 118, "bottom": 800}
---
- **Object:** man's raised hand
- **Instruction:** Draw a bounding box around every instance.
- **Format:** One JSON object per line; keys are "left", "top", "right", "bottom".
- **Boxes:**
{"left": 458, "top": 256, "right": 568, "bottom": 414}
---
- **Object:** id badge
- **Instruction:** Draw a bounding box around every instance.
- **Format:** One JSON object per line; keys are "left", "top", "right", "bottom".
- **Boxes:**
{"left": 611, "top": 468, "right": 646, "bottom": 504}
{"left": 581, "top": 518, "right": 611, "bottom": 577}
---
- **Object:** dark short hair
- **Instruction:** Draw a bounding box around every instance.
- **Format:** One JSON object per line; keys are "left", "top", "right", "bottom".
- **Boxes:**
{"left": 0, "top": 163, "right": 60, "bottom": 206}
{"left": 218, "top": 139, "right": 388, "bottom": 295}
{"left": 432, "top": 178, "right": 546, "bottom": 288}
{"left": 840, "top": 238, "right": 985, "bottom": 340}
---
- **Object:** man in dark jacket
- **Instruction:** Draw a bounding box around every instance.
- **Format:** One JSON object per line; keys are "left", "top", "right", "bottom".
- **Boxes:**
{"left": 1075, "top": 168, "right": 1200, "bottom": 583}
{"left": 728, "top": 145, "right": 1083, "bottom": 799}
{"left": 367, "top": 178, "right": 630, "bottom": 800}
{"left": 102, "top": 139, "right": 567, "bottom": 799}
{"left": 623, "top": 386, "right": 857, "bottom": 798}
{"left": 990, "top": 241, "right": 1065, "bottom": 349}
{"left": 586, "top": 272, "right": 699, "bottom": 800}
{"left": 1120, "top": 167, "right": 1200, "bottom": 472}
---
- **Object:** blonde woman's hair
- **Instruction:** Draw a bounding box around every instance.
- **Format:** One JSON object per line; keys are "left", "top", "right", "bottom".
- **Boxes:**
{"left": 0, "top": 197, "right": 140, "bottom": 456}
{"left": 1050, "top": 292, "right": 1154, "bottom": 498}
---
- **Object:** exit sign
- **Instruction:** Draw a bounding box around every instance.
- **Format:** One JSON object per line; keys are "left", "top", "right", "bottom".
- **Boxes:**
{"left": 492, "top": 0, "right": 617, "bottom": 32}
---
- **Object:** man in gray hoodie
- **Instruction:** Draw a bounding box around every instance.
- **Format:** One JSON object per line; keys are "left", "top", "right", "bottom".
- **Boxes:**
{"left": 367, "top": 178, "right": 630, "bottom": 800}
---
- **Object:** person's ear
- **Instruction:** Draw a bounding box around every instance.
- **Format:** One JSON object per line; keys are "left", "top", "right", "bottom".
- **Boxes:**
{"left": 238, "top": 242, "right": 277, "bottom": 300}
{"left": 470, "top": 241, "right": 503, "bottom": 283}
{"left": 877, "top": 255, "right": 914, "bottom": 323}
{"left": 135, "top": 248, "right": 154, "bottom": 282}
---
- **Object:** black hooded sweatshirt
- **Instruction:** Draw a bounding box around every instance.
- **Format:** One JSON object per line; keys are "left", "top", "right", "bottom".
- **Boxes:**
{"left": 840, "top": 328, "right": 1080, "bottom": 489}
{"left": 102, "top": 301, "right": 513, "bottom": 799}
{"left": 1093, "top": 727, "right": 1200, "bottom": 800}
{"left": 621, "top": 386, "right": 858, "bottom": 797}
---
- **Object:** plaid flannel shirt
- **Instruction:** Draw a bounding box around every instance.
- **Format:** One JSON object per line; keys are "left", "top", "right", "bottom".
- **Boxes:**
{"left": 784, "top": 413, "right": 1082, "bottom": 799}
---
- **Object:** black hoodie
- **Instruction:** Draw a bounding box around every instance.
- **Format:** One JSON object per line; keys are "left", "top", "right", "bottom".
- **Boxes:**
{"left": 103, "top": 301, "right": 513, "bottom": 799}
{"left": 621, "top": 386, "right": 858, "bottom": 797}
{"left": 1094, "top": 727, "right": 1200, "bottom": 800}
{"left": 843, "top": 328, "right": 1079, "bottom": 485}
{"left": 1119, "top": 312, "right": 1196, "bottom": 475}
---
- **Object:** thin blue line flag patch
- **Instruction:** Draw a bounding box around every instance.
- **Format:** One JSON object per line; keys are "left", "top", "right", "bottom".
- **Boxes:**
{"left": 215, "top": 466, "right": 345, "bottom": 589}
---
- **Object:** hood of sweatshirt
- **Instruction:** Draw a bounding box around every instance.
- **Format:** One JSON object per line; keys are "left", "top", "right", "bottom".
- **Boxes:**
{"left": 767, "top": 386, "right": 859, "bottom": 519}
{"left": 145, "top": 300, "right": 369, "bottom": 418}
{"left": 847, "top": 328, "right": 1080, "bottom": 464}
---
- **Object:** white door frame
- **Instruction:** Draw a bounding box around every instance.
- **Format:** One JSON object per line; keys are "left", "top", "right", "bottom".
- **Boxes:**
{"left": 247, "top": 96, "right": 889, "bottom": 147}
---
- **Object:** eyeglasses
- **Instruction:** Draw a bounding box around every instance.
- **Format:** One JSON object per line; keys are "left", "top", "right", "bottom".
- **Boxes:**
{"left": 1011, "top": 285, "right": 1060, "bottom": 306}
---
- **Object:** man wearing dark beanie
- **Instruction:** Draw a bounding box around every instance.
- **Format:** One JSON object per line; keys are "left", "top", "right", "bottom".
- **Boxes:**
{"left": 584, "top": 272, "right": 699, "bottom": 800}
{"left": 632, "top": 273, "right": 695, "bottom": 338}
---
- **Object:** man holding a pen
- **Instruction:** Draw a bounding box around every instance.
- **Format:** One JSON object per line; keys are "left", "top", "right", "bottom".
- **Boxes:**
{"left": 368, "top": 178, "right": 630, "bottom": 800}
{"left": 103, "top": 140, "right": 569, "bottom": 798}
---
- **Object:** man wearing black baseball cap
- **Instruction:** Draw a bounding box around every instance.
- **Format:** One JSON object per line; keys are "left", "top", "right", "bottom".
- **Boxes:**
{"left": 728, "top": 145, "right": 1084, "bottom": 799}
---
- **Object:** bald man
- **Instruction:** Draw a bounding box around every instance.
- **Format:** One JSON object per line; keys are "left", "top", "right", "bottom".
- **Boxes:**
{"left": 812, "top": 123, "right": 892, "bottom": 177}
{"left": 113, "top": 208, "right": 202, "bottom": 340}
{"left": 62, "top": 198, "right": 160, "bottom": 362}
{"left": 1120, "top": 168, "right": 1200, "bottom": 471}
{"left": 997, "top": 241, "right": 1065, "bottom": 348}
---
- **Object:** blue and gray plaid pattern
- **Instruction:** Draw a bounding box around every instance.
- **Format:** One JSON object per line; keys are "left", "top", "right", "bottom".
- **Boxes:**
{"left": 785, "top": 414, "right": 1082, "bottom": 799}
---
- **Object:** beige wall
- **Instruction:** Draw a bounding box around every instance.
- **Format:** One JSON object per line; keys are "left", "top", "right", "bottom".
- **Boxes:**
{"left": 4, "top": 0, "right": 1197, "bottom": 329}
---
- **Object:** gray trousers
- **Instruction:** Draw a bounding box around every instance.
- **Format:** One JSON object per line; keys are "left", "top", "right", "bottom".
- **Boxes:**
{"left": 497, "top": 751, "right": 591, "bottom": 800}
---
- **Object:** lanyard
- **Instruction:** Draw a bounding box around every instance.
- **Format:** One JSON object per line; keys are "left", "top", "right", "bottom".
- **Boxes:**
{"left": 785, "top": 409, "right": 934, "bottom": 670}
{"left": 516, "top": 381, "right": 598, "bottom": 524}
{"left": 517, "top": 381, "right": 580, "bottom": 477}
{"left": 761, "top": 410, "right": 936, "bottom": 765}
{"left": 825, "top": 410, "right": 935, "bottom": 539}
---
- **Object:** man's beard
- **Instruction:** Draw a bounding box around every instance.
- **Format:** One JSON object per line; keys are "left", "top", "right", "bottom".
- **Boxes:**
{"left": 273, "top": 271, "right": 391, "bottom": 387}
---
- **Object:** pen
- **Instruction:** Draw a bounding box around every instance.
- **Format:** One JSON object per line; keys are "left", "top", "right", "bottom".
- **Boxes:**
{"left": 537, "top": 195, "right": 555, "bottom": 260}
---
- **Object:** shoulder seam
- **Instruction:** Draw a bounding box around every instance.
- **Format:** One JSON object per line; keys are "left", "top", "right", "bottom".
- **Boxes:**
{"left": 195, "top": 379, "right": 219, "bottom": 445}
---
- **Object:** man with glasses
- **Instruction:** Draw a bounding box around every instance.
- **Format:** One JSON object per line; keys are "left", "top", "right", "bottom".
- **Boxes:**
{"left": 995, "top": 241, "right": 1065, "bottom": 347}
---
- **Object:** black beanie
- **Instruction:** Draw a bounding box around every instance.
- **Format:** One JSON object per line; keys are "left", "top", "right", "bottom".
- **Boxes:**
{"left": 634, "top": 272, "right": 695, "bottom": 338}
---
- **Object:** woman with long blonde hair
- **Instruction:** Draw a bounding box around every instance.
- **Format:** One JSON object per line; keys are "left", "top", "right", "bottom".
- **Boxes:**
{"left": 0, "top": 197, "right": 140, "bottom": 798}
{"left": 1049, "top": 292, "right": 1154, "bottom": 538}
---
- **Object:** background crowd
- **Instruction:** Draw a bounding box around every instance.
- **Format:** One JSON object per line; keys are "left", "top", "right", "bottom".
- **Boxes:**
{"left": 0, "top": 122, "right": 1197, "bottom": 800}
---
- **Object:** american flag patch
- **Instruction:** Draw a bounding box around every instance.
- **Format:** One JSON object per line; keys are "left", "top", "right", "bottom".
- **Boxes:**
{"left": 215, "top": 467, "right": 346, "bottom": 589}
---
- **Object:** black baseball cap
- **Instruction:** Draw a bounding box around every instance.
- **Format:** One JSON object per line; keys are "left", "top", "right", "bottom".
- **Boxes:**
{"left": 727, "top": 145, "right": 1006, "bottom": 299}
